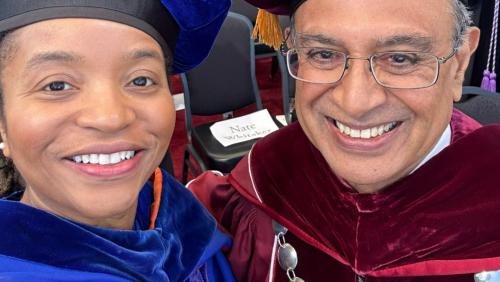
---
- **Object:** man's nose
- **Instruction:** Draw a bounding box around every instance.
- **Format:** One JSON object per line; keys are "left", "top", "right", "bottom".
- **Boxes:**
{"left": 330, "top": 58, "right": 387, "bottom": 119}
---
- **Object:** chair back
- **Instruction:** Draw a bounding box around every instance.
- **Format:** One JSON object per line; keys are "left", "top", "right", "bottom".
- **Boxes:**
{"left": 230, "top": 0, "right": 258, "bottom": 23}
{"left": 455, "top": 86, "right": 500, "bottom": 125}
{"left": 181, "top": 12, "right": 262, "bottom": 119}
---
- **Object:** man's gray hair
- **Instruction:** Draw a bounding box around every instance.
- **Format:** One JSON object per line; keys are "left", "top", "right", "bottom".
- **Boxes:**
{"left": 451, "top": 0, "right": 474, "bottom": 48}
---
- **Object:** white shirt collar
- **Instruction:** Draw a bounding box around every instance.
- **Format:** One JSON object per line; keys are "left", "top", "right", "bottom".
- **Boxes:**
{"left": 410, "top": 124, "right": 451, "bottom": 174}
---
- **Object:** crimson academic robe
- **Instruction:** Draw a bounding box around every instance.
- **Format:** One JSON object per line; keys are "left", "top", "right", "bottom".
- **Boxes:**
{"left": 189, "top": 109, "right": 500, "bottom": 282}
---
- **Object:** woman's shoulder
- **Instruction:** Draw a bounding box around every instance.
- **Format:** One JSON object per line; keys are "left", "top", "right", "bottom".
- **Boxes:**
{"left": 0, "top": 254, "right": 127, "bottom": 281}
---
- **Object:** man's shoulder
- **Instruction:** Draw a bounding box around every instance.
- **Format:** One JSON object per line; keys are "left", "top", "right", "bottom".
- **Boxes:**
{"left": 254, "top": 122, "right": 308, "bottom": 149}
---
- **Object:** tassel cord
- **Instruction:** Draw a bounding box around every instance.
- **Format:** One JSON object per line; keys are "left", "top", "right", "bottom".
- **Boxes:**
{"left": 482, "top": 0, "right": 499, "bottom": 91}
{"left": 491, "top": 0, "right": 499, "bottom": 74}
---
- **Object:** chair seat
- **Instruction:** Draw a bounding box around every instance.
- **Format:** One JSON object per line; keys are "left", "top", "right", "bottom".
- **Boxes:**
{"left": 191, "top": 122, "right": 257, "bottom": 172}
{"left": 455, "top": 95, "right": 500, "bottom": 125}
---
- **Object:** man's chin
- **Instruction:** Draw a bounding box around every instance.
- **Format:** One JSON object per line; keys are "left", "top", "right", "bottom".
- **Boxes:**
{"left": 332, "top": 162, "right": 410, "bottom": 194}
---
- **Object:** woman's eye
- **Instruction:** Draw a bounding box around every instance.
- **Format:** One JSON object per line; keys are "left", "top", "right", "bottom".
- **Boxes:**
{"left": 131, "top": 76, "right": 155, "bottom": 87}
{"left": 43, "top": 81, "right": 72, "bottom": 91}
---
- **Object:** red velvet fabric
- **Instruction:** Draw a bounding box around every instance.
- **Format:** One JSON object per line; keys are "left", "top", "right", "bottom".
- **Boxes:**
{"left": 189, "top": 109, "right": 500, "bottom": 281}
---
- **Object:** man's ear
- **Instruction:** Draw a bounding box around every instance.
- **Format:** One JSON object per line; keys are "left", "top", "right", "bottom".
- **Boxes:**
{"left": 284, "top": 26, "right": 292, "bottom": 50}
{"left": 453, "top": 27, "right": 480, "bottom": 102}
{"left": 0, "top": 122, "right": 10, "bottom": 158}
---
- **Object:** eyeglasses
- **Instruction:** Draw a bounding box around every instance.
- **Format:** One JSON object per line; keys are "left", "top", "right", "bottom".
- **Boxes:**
{"left": 286, "top": 47, "right": 457, "bottom": 89}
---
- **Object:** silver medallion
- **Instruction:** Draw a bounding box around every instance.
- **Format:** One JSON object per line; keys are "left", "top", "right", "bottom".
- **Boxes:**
{"left": 278, "top": 243, "right": 298, "bottom": 270}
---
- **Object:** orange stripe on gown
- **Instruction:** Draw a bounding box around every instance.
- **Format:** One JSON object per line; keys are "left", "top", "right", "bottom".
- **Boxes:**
{"left": 149, "top": 168, "right": 163, "bottom": 230}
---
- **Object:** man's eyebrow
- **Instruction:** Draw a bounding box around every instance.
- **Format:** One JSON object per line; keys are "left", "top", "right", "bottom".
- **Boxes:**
{"left": 295, "top": 33, "right": 344, "bottom": 47}
{"left": 375, "top": 35, "right": 434, "bottom": 52}
{"left": 125, "top": 49, "right": 164, "bottom": 62}
{"left": 25, "top": 51, "right": 83, "bottom": 71}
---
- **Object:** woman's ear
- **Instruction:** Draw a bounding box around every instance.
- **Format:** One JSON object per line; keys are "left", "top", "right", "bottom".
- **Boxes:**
{"left": 0, "top": 122, "right": 10, "bottom": 158}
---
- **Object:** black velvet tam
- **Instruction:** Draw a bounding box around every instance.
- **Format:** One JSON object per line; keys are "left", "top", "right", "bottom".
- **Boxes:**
{"left": 0, "top": 0, "right": 230, "bottom": 73}
{"left": 243, "top": 0, "right": 306, "bottom": 15}
{"left": 244, "top": 0, "right": 470, "bottom": 16}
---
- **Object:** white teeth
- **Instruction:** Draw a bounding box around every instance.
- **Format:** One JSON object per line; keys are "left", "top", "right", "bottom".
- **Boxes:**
{"left": 360, "top": 129, "right": 371, "bottom": 139}
{"left": 82, "top": 155, "right": 90, "bottom": 164}
{"left": 71, "top": 150, "right": 136, "bottom": 165}
{"left": 344, "top": 126, "right": 351, "bottom": 135}
{"left": 110, "top": 152, "right": 121, "bottom": 164}
{"left": 350, "top": 129, "right": 360, "bottom": 138}
{"left": 90, "top": 154, "right": 99, "bottom": 164}
{"left": 125, "top": 151, "right": 135, "bottom": 160}
{"left": 74, "top": 155, "right": 82, "bottom": 163}
{"left": 98, "top": 154, "right": 110, "bottom": 165}
{"left": 336, "top": 121, "right": 345, "bottom": 133}
{"left": 335, "top": 120, "right": 398, "bottom": 139}
{"left": 378, "top": 126, "right": 384, "bottom": 136}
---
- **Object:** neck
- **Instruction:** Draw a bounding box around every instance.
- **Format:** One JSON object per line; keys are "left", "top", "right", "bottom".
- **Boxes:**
{"left": 21, "top": 188, "right": 137, "bottom": 230}
{"left": 348, "top": 125, "right": 452, "bottom": 193}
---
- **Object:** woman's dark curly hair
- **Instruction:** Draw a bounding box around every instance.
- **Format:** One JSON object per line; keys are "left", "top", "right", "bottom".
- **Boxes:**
{"left": 0, "top": 30, "right": 24, "bottom": 197}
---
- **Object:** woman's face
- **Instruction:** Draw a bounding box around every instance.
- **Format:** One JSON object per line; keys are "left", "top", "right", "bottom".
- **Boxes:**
{"left": 0, "top": 18, "right": 175, "bottom": 229}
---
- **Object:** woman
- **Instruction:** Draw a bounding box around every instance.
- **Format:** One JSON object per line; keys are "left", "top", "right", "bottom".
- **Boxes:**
{"left": 0, "top": 1, "right": 234, "bottom": 281}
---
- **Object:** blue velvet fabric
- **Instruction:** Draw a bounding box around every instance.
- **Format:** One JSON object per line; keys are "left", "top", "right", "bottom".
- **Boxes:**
{"left": 0, "top": 170, "right": 234, "bottom": 282}
{"left": 161, "top": 0, "right": 231, "bottom": 73}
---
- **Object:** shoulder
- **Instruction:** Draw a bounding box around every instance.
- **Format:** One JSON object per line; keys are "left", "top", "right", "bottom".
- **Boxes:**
{"left": 253, "top": 122, "right": 307, "bottom": 151}
{"left": 187, "top": 169, "right": 265, "bottom": 234}
{"left": 0, "top": 254, "right": 127, "bottom": 281}
{"left": 188, "top": 170, "right": 276, "bottom": 281}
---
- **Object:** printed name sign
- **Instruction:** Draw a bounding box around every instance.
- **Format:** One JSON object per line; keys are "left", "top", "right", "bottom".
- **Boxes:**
{"left": 475, "top": 271, "right": 500, "bottom": 282}
{"left": 210, "top": 109, "right": 279, "bottom": 147}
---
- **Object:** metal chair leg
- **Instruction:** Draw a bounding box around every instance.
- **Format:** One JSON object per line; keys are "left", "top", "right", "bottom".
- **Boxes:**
{"left": 181, "top": 149, "right": 190, "bottom": 184}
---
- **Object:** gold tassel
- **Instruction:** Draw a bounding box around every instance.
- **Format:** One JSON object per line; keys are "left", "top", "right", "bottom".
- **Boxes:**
{"left": 252, "top": 9, "right": 284, "bottom": 50}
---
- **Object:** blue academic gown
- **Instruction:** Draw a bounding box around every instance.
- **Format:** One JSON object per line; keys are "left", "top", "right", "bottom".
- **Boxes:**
{"left": 0, "top": 170, "right": 235, "bottom": 282}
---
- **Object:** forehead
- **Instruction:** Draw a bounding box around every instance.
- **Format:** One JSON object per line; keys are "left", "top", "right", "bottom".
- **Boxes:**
{"left": 293, "top": 0, "right": 454, "bottom": 50}
{"left": 10, "top": 18, "right": 164, "bottom": 61}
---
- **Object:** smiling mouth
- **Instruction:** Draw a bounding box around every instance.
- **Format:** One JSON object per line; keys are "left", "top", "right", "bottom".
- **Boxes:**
{"left": 329, "top": 118, "right": 401, "bottom": 139}
{"left": 69, "top": 150, "right": 137, "bottom": 165}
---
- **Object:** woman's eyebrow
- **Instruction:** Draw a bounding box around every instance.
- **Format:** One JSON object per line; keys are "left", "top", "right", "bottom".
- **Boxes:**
{"left": 125, "top": 49, "right": 164, "bottom": 62}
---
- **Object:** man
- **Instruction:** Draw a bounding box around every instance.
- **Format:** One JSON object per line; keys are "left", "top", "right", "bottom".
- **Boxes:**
{"left": 190, "top": 0, "right": 500, "bottom": 281}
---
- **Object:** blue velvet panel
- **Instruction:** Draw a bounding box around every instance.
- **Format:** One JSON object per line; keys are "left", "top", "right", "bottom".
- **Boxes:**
{"left": 161, "top": 0, "right": 231, "bottom": 73}
{"left": 0, "top": 170, "right": 233, "bottom": 281}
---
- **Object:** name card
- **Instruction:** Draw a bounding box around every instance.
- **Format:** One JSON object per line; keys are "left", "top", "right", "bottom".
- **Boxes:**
{"left": 210, "top": 109, "right": 279, "bottom": 147}
{"left": 475, "top": 271, "right": 500, "bottom": 282}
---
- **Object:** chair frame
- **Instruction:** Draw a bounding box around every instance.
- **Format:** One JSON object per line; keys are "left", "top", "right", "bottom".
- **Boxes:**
{"left": 181, "top": 12, "right": 265, "bottom": 183}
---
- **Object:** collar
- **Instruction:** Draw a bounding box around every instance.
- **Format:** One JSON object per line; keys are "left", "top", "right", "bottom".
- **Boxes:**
{"left": 410, "top": 124, "right": 451, "bottom": 173}
{"left": 0, "top": 169, "right": 223, "bottom": 281}
{"left": 230, "top": 109, "right": 500, "bottom": 277}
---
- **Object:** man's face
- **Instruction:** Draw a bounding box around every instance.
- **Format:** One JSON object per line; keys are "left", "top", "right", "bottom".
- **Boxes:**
{"left": 293, "top": 0, "right": 478, "bottom": 192}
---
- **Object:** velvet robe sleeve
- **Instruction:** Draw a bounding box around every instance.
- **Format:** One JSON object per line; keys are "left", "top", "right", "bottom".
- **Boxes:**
{"left": 188, "top": 171, "right": 275, "bottom": 282}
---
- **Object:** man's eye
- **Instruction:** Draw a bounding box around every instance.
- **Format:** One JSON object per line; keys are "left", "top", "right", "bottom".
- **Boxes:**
{"left": 307, "top": 49, "right": 337, "bottom": 60}
{"left": 387, "top": 53, "right": 419, "bottom": 65}
{"left": 43, "top": 81, "right": 72, "bottom": 91}
{"left": 131, "top": 76, "right": 154, "bottom": 87}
